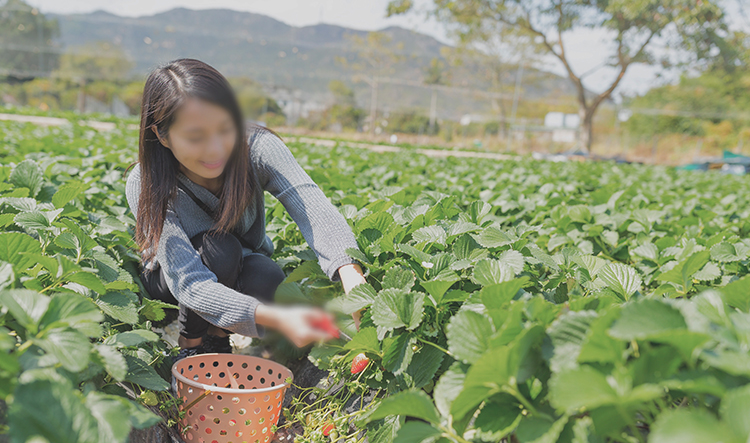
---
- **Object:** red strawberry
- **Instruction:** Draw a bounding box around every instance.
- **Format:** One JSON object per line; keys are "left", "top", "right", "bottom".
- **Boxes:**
{"left": 351, "top": 353, "right": 369, "bottom": 374}
{"left": 322, "top": 422, "right": 335, "bottom": 436}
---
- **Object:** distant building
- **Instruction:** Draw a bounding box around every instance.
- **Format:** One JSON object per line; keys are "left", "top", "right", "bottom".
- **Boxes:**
{"left": 266, "top": 87, "right": 327, "bottom": 125}
{"left": 460, "top": 113, "right": 495, "bottom": 126}
{"left": 544, "top": 112, "right": 579, "bottom": 143}
{"left": 80, "top": 94, "right": 131, "bottom": 116}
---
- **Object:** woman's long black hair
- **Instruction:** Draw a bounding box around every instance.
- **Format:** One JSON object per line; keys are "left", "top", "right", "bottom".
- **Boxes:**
{"left": 125, "top": 57, "right": 282, "bottom": 268}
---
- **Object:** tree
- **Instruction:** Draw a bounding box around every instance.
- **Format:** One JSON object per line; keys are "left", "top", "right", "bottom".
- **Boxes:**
{"left": 329, "top": 79, "right": 357, "bottom": 108}
{"left": 229, "top": 77, "right": 284, "bottom": 122}
{"left": 423, "top": 56, "right": 450, "bottom": 134}
{"left": 441, "top": 45, "right": 526, "bottom": 141}
{"left": 625, "top": 31, "right": 750, "bottom": 142}
{"left": 327, "top": 80, "right": 365, "bottom": 130}
{"left": 55, "top": 41, "right": 134, "bottom": 82}
{"left": 439, "top": 18, "right": 553, "bottom": 143}
{"left": 0, "top": 0, "right": 61, "bottom": 81}
{"left": 335, "top": 31, "right": 406, "bottom": 135}
{"left": 387, "top": 0, "right": 735, "bottom": 153}
{"left": 53, "top": 41, "right": 134, "bottom": 112}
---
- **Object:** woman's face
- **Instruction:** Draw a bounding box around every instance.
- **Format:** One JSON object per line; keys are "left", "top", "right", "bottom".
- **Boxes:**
{"left": 156, "top": 97, "right": 237, "bottom": 181}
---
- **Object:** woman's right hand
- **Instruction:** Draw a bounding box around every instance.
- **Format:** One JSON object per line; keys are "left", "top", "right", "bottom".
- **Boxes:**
{"left": 255, "top": 304, "right": 336, "bottom": 348}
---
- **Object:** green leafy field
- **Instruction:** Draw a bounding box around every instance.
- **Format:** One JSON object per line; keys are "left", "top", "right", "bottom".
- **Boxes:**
{"left": 1, "top": 114, "right": 750, "bottom": 443}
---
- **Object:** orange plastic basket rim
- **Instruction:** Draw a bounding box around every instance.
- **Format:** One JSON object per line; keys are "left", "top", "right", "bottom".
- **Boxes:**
{"left": 171, "top": 353, "right": 294, "bottom": 395}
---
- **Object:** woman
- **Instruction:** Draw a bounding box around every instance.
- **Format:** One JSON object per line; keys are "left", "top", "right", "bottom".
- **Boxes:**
{"left": 124, "top": 58, "right": 366, "bottom": 364}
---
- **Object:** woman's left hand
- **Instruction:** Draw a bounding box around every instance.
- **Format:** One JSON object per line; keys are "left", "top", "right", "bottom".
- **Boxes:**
{"left": 337, "top": 263, "right": 367, "bottom": 330}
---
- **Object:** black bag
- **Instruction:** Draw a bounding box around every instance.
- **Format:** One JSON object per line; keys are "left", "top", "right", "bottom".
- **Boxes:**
{"left": 176, "top": 180, "right": 256, "bottom": 251}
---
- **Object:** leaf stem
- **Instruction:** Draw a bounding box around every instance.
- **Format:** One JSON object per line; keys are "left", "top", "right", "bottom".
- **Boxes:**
{"left": 441, "top": 427, "right": 472, "bottom": 443}
{"left": 16, "top": 340, "right": 32, "bottom": 354}
{"left": 616, "top": 404, "right": 645, "bottom": 443}
{"left": 501, "top": 385, "right": 554, "bottom": 422}
{"left": 417, "top": 338, "right": 453, "bottom": 357}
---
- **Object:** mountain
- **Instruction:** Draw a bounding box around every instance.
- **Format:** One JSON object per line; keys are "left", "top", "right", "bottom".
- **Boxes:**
{"left": 46, "top": 7, "right": 587, "bottom": 120}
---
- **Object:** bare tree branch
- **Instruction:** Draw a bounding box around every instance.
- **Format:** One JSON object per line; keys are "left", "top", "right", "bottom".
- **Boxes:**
{"left": 588, "top": 28, "right": 659, "bottom": 113}
{"left": 551, "top": 1, "right": 588, "bottom": 109}
{"left": 493, "top": 1, "right": 590, "bottom": 109}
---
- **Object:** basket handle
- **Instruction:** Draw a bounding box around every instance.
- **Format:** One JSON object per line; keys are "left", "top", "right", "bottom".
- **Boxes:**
{"left": 228, "top": 372, "right": 240, "bottom": 390}
{"left": 182, "top": 381, "right": 231, "bottom": 413}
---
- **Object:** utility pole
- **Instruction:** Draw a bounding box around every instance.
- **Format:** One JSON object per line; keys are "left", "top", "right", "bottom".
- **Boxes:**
{"left": 506, "top": 63, "right": 524, "bottom": 152}
{"left": 76, "top": 76, "right": 86, "bottom": 113}
{"left": 614, "top": 104, "right": 622, "bottom": 156}
{"left": 364, "top": 75, "right": 379, "bottom": 136}
{"left": 651, "top": 134, "right": 660, "bottom": 164}
{"left": 34, "top": 9, "right": 43, "bottom": 72}
{"left": 429, "top": 87, "right": 437, "bottom": 135}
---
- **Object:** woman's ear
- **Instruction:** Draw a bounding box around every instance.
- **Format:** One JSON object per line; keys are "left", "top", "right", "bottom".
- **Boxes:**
{"left": 150, "top": 124, "right": 170, "bottom": 149}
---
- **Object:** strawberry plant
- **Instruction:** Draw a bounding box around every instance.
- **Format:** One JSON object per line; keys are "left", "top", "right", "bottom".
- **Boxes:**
{"left": 278, "top": 140, "right": 750, "bottom": 442}
{"left": 3, "top": 109, "right": 750, "bottom": 443}
{"left": 1, "top": 117, "right": 180, "bottom": 442}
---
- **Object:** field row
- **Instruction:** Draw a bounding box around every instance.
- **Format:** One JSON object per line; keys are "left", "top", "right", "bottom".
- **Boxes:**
{"left": 0, "top": 118, "right": 749, "bottom": 443}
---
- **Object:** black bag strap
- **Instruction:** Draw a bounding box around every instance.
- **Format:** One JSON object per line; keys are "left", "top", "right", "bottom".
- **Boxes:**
{"left": 176, "top": 180, "right": 256, "bottom": 250}
{"left": 176, "top": 180, "right": 216, "bottom": 218}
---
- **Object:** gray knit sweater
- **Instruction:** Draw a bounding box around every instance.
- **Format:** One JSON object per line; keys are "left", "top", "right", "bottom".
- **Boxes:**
{"left": 125, "top": 127, "right": 360, "bottom": 338}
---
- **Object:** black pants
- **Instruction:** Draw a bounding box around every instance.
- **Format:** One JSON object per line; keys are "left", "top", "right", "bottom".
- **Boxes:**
{"left": 138, "top": 229, "right": 286, "bottom": 339}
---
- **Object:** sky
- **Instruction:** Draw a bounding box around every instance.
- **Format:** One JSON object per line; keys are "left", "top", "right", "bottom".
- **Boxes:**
{"left": 23, "top": 0, "right": 750, "bottom": 100}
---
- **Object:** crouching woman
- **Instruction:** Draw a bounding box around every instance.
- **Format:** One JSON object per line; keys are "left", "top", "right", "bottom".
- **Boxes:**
{"left": 124, "top": 58, "right": 366, "bottom": 364}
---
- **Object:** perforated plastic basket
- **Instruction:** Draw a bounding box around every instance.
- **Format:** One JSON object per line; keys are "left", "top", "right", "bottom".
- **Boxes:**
{"left": 171, "top": 353, "right": 294, "bottom": 443}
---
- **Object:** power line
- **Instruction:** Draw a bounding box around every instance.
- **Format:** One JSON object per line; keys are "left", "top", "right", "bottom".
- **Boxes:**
{"left": 367, "top": 75, "right": 515, "bottom": 100}
{"left": 0, "top": 67, "right": 138, "bottom": 81}
{"left": 11, "top": 42, "right": 740, "bottom": 121}
{"left": 0, "top": 61, "right": 582, "bottom": 112}
{"left": 628, "top": 107, "right": 750, "bottom": 122}
{"left": 1, "top": 9, "right": 581, "bottom": 108}
{"left": 6, "top": 64, "right": 747, "bottom": 125}
{"left": 0, "top": 42, "right": 124, "bottom": 58}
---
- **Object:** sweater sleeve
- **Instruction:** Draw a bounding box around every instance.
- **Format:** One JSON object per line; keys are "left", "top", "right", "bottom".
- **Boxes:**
{"left": 125, "top": 164, "right": 265, "bottom": 338}
{"left": 250, "top": 130, "right": 361, "bottom": 282}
